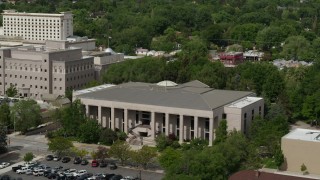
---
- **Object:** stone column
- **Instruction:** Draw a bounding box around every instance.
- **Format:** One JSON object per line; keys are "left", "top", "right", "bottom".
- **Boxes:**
{"left": 179, "top": 114, "right": 183, "bottom": 143}
{"left": 111, "top": 107, "right": 115, "bottom": 130}
{"left": 85, "top": 105, "right": 89, "bottom": 116}
{"left": 194, "top": 116, "right": 198, "bottom": 138}
{"left": 165, "top": 113, "right": 169, "bottom": 136}
{"left": 150, "top": 111, "right": 156, "bottom": 139}
{"left": 209, "top": 118, "right": 213, "bottom": 146}
{"left": 97, "top": 106, "right": 101, "bottom": 124}
{"left": 124, "top": 109, "right": 128, "bottom": 133}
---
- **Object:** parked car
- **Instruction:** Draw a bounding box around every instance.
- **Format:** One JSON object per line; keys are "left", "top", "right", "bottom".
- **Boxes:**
{"left": 0, "top": 162, "right": 10, "bottom": 169}
{"left": 62, "top": 157, "right": 71, "bottom": 163}
{"left": 110, "top": 175, "right": 123, "bottom": 180}
{"left": 53, "top": 156, "right": 61, "bottom": 161}
{"left": 73, "top": 170, "right": 87, "bottom": 177}
{"left": 46, "top": 155, "right": 54, "bottom": 161}
{"left": 99, "top": 161, "right": 107, "bottom": 168}
{"left": 12, "top": 165, "right": 23, "bottom": 172}
{"left": 47, "top": 172, "right": 57, "bottom": 179}
{"left": 25, "top": 169, "right": 33, "bottom": 175}
{"left": 109, "top": 163, "right": 117, "bottom": 170}
{"left": 91, "top": 160, "right": 99, "bottom": 167}
{"left": 105, "top": 174, "right": 115, "bottom": 180}
{"left": 16, "top": 167, "right": 31, "bottom": 174}
{"left": 80, "top": 159, "right": 88, "bottom": 165}
{"left": 74, "top": 157, "right": 81, "bottom": 164}
{"left": 0, "top": 175, "right": 10, "bottom": 180}
{"left": 76, "top": 173, "right": 93, "bottom": 180}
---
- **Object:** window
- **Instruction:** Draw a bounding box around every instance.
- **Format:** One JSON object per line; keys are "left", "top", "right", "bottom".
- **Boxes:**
{"left": 205, "top": 119, "right": 209, "bottom": 132}
{"left": 135, "top": 111, "right": 139, "bottom": 124}
{"left": 191, "top": 119, "right": 194, "bottom": 130}
{"left": 222, "top": 113, "right": 227, "bottom": 119}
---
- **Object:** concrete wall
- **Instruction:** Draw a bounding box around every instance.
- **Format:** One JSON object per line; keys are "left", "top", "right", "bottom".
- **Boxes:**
{"left": 282, "top": 138, "right": 320, "bottom": 175}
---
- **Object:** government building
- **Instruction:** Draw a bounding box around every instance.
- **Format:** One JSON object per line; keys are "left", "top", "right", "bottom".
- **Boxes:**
{"left": 2, "top": 9, "right": 73, "bottom": 41}
{"left": 0, "top": 40, "right": 95, "bottom": 98}
{"left": 74, "top": 80, "right": 264, "bottom": 146}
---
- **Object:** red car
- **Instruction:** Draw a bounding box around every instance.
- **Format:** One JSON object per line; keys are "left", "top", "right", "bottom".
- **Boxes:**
{"left": 91, "top": 160, "right": 99, "bottom": 167}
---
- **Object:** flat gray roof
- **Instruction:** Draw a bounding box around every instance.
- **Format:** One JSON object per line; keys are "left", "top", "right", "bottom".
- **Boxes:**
{"left": 283, "top": 128, "right": 320, "bottom": 142}
{"left": 77, "top": 81, "right": 255, "bottom": 111}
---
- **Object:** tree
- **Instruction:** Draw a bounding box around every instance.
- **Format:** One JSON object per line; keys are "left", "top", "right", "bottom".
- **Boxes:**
{"left": 78, "top": 119, "right": 101, "bottom": 143}
{"left": 71, "top": 147, "right": 88, "bottom": 158}
{"left": 99, "top": 128, "right": 117, "bottom": 145}
{"left": 0, "top": 126, "right": 7, "bottom": 154}
{"left": 131, "top": 146, "right": 157, "bottom": 169}
{"left": 23, "top": 152, "right": 34, "bottom": 162}
{"left": 11, "top": 99, "right": 41, "bottom": 134}
{"left": 158, "top": 147, "right": 182, "bottom": 170}
{"left": 95, "top": 146, "right": 109, "bottom": 161}
{"left": 214, "top": 120, "right": 228, "bottom": 145}
{"left": 48, "top": 137, "right": 74, "bottom": 157}
{"left": 60, "top": 99, "right": 86, "bottom": 136}
{"left": 274, "top": 148, "right": 284, "bottom": 169}
{"left": 109, "top": 140, "right": 131, "bottom": 165}
{"left": 6, "top": 84, "right": 18, "bottom": 97}
{"left": 0, "top": 103, "right": 11, "bottom": 128}
{"left": 281, "top": 36, "right": 312, "bottom": 61}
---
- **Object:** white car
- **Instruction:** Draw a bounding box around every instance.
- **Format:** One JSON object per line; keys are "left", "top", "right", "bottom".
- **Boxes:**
{"left": 121, "top": 176, "right": 136, "bottom": 180}
{"left": 16, "top": 167, "right": 30, "bottom": 174}
{"left": 0, "top": 162, "right": 10, "bottom": 169}
{"left": 64, "top": 169, "right": 77, "bottom": 177}
{"left": 73, "top": 170, "right": 87, "bottom": 177}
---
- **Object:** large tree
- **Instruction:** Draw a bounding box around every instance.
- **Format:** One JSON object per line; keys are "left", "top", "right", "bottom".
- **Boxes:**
{"left": 0, "top": 126, "right": 7, "bottom": 154}
{"left": 131, "top": 146, "right": 157, "bottom": 169}
{"left": 60, "top": 99, "right": 86, "bottom": 136}
{"left": 77, "top": 119, "right": 101, "bottom": 143}
{"left": 109, "top": 140, "right": 131, "bottom": 165}
{"left": 0, "top": 103, "right": 11, "bottom": 128}
{"left": 6, "top": 84, "right": 18, "bottom": 97}
{"left": 48, "top": 137, "right": 74, "bottom": 157}
{"left": 11, "top": 99, "right": 41, "bottom": 134}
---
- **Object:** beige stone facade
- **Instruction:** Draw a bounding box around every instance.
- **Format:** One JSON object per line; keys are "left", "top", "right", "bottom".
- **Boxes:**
{"left": 0, "top": 40, "right": 95, "bottom": 99}
{"left": 282, "top": 128, "right": 320, "bottom": 175}
{"left": 74, "top": 81, "right": 264, "bottom": 146}
{"left": 2, "top": 10, "right": 73, "bottom": 41}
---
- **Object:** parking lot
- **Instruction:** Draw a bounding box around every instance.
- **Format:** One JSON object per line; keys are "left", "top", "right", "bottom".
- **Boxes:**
{"left": 1, "top": 158, "right": 164, "bottom": 180}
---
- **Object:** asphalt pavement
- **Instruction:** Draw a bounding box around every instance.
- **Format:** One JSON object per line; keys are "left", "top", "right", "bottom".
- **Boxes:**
{"left": 1, "top": 158, "right": 164, "bottom": 180}
{"left": 0, "top": 134, "right": 164, "bottom": 180}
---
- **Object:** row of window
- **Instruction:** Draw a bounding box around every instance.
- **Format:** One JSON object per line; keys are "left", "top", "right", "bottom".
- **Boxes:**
{"left": 4, "top": 23, "right": 61, "bottom": 26}
{"left": 4, "top": 66, "right": 47, "bottom": 72}
{"left": 4, "top": 18, "right": 62, "bottom": 22}
{"left": 4, "top": 27, "right": 61, "bottom": 31}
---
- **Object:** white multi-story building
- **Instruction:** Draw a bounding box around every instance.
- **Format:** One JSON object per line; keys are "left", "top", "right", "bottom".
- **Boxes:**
{"left": 2, "top": 9, "right": 73, "bottom": 41}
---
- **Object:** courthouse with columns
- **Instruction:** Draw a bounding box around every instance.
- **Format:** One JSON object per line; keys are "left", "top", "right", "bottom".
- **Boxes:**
{"left": 73, "top": 80, "right": 264, "bottom": 146}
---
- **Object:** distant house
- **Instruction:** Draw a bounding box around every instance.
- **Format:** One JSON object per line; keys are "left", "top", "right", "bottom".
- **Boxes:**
{"left": 147, "top": 50, "right": 156, "bottom": 56}
{"left": 135, "top": 48, "right": 149, "bottom": 56}
{"left": 219, "top": 52, "right": 244, "bottom": 67}
{"left": 154, "top": 51, "right": 165, "bottom": 57}
{"left": 243, "top": 50, "right": 264, "bottom": 61}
